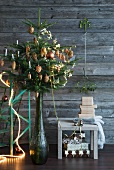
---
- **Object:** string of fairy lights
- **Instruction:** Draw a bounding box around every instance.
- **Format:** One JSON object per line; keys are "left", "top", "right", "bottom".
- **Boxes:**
{"left": 0, "top": 72, "right": 25, "bottom": 163}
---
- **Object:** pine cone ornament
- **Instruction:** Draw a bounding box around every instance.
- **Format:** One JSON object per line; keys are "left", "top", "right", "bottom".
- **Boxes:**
{"left": 36, "top": 65, "right": 42, "bottom": 73}
{"left": 0, "top": 59, "right": 4, "bottom": 66}
{"left": 44, "top": 74, "right": 49, "bottom": 82}
{"left": 28, "top": 26, "right": 34, "bottom": 34}
{"left": 12, "top": 61, "right": 16, "bottom": 70}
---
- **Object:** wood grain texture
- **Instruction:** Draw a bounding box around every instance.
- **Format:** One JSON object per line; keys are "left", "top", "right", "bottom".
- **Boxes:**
{"left": 0, "top": 0, "right": 114, "bottom": 145}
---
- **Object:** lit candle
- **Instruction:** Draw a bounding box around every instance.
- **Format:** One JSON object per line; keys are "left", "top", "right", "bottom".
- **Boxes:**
{"left": 17, "top": 40, "right": 18, "bottom": 45}
{"left": 5, "top": 48, "right": 7, "bottom": 56}
{"left": 29, "top": 61, "right": 31, "bottom": 69}
{"left": 72, "top": 151, "right": 76, "bottom": 157}
{"left": 65, "top": 150, "right": 68, "bottom": 157}
{"left": 79, "top": 150, "right": 83, "bottom": 156}
{"left": 12, "top": 54, "right": 14, "bottom": 59}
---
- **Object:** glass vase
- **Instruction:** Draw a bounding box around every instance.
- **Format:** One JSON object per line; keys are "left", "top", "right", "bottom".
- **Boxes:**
{"left": 29, "top": 92, "right": 48, "bottom": 164}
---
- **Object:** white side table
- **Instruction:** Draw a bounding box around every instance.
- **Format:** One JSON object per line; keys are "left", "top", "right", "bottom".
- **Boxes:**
{"left": 58, "top": 120, "right": 98, "bottom": 159}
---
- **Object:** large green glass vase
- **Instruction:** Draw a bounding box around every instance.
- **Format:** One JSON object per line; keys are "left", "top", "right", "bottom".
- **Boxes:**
{"left": 29, "top": 92, "right": 48, "bottom": 164}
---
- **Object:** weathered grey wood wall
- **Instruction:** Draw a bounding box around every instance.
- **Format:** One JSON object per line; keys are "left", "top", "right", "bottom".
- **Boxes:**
{"left": 0, "top": 0, "right": 114, "bottom": 145}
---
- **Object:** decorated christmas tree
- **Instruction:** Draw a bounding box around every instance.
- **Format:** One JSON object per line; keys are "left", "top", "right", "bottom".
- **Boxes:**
{"left": 1, "top": 9, "right": 78, "bottom": 93}
{"left": 0, "top": 9, "right": 79, "bottom": 165}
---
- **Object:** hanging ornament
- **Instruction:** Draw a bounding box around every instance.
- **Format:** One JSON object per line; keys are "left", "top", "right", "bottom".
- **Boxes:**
{"left": 2, "top": 95, "right": 8, "bottom": 102}
{"left": 59, "top": 54, "right": 66, "bottom": 62}
{"left": 36, "top": 65, "right": 42, "bottom": 73}
{"left": 32, "top": 52, "right": 38, "bottom": 61}
{"left": 12, "top": 61, "right": 16, "bottom": 70}
{"left": 59, "top": 53, "right": 62, "bottom": 60}
{"left": 0, "top": 59, "right": 4, "bottom": 66}
{"left": 28, "top": 26, "right": 34, "bottom": 34}
{"left": 64, "top": 48, "right": 69, "bottom": 54}
{"left": 44, "top": 74, "right": 49, "bottom": 82}
{"left": 33, "top": 37, "right": 38, "bottom": 44}
{"left": 55, "top": 50, "right": 59, "bottom": 56}
{"left": 41, "top": 47, "right": 47, "bottom": 57}
{"left": 38, "top": 74, "right": 42, "bottom": 80}
{"left": 46, "top": 51, "right": 54, "bottom": 59}
{"left": 26, "top": 45, "right": 30, "bottom": 55}
{"left": 68, "top": 50, "right": 73, "bottom": 58}
{"left": 28, "top": 72, "right": 31, "bottom": 79}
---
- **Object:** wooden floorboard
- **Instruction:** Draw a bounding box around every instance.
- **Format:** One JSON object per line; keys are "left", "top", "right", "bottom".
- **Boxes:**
{"left": 0, "top": 144, "right": 114, "bottom": 170}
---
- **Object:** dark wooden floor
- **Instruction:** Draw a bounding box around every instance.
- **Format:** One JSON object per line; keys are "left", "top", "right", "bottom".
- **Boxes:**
{"left": 0, "top": 144, "right": 114, "bottom": 170}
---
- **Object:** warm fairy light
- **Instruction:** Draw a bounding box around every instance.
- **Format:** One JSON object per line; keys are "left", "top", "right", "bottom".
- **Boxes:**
{"left": 0, "top": 72, "right": 25, "bottom": 163}
{"left": 0, "top": 72, "right": 10, "bottom": 87}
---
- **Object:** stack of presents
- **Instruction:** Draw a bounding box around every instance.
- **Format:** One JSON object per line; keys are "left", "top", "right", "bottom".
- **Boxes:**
{"left": 63, "top": 97, "right": 97, "bottom": 158}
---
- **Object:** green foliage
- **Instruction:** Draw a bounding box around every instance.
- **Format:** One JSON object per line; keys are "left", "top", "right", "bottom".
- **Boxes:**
{"left": 79, "top": 18, "right": 91, "bottom": 32}
{"left": 76, "top": 77, "right": 97, "bottom": 93}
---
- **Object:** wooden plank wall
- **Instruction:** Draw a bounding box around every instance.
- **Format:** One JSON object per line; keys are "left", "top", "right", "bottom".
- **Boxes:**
{"left": 0, "top": 0, "right": 114, "bottom": 145}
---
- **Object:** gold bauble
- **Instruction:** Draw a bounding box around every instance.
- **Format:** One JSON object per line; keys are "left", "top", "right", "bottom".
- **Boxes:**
{"left": 12, "top": 61, "right": 16, "bottom": 70}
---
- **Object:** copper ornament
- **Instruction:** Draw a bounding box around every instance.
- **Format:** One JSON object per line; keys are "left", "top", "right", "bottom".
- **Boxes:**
{"left": 0, "top": 59, "right": 4, "bottom": 66}
{"left": 33, "top": 37, "right": 38, "bottom": 44}
{"left": 12, "top": 61, "right": 16, "bottom": 70}
{"left": 38, "top": 74, "right": 42, "bottom": 80}
{"left": 28, "top": 72, "right": 31, "bottom": 79}
{"left": 32, "top": 53, "right": 37, "bottom": 61}
{"left": 28, "top": 26, "right": 34, "bottom": 34}
{"left": 26, "top": 46, "right": 30, "bottom": 55}
{"left": 68, "top": 50, "right": 73, "bottom": 58}
{"left": 5, "top": 79, "right": 10, "bottom": 86}
{"left": 46, "top": 51, "right": 54, "bottom": 59}
{"left": 36, "top": 65, "right": 42, "bottom": 73}
{"left": 44, "top": 74, "right": 49, "bottom": 82}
